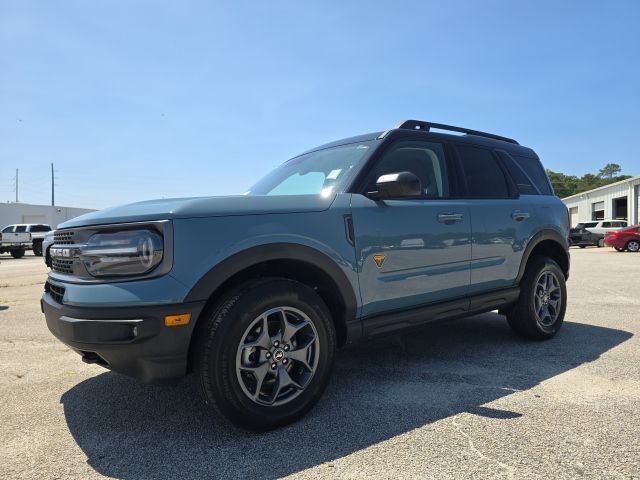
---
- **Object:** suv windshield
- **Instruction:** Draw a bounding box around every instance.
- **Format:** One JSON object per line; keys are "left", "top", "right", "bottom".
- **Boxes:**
{"left": 248, "top": 141, "right": 374, "bottom": 196}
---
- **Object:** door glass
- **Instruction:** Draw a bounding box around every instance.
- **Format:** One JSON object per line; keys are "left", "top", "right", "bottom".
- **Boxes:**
{"left": 456, "top": 145, "right": 510, "bottom": 198}
{"left": 371, "top": 141, "right": 449, "bottom": 198}
{"left": 15, "top": 225, "right": 27, "bottom": 232}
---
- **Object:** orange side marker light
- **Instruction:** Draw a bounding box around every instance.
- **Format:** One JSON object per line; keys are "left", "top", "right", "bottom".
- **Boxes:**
{"left": 165, "top": 313, "right": 191, "bottom": 327}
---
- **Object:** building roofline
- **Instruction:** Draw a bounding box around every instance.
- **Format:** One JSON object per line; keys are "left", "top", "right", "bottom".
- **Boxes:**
{"left": 561, "top": 175, "right": 640, "bottom": 201}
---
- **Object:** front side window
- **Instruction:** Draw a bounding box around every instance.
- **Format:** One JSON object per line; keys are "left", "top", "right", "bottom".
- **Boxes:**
{"left": 457, "top": 145, "right": 510, "bottom": 198}
{"left": 248, "top": 141, "right": 375, "bottom": 196}
{"left": 368, "top": 141, "right": 450, "bottom": 198}
{"left": 2, "top": 226, "right": 13, "bottom": 233}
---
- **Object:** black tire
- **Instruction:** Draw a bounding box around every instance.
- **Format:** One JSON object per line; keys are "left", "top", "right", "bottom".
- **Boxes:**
{"left": 506, "top": 256, "right": 567, "bottom": 340}
{"left": 626, "top": 240, "right": 640, "bottom": 253}
{"left": 194, "top": 278, "right": 336, "bottom": 431}
{"left": 597, "top": 238, "right": 604, "bottom": 248}
{"left": 578, "top": 245, "right": 586, "bottom": 249}
{"left": 10, "top": 249, "right": 25, "bottom": 259}
{"left": 615, "top": 247, "right": 624, "bottom": 252}
{"left": 33, "top": 241, "right": 43, "bottom": 256}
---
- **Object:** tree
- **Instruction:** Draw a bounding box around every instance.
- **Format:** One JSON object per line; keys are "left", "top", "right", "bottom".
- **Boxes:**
{"left": 546, "top": 165, "right": 632, "bottom": 198}
{"left": 598, "top": 163, "right": 622, "bottom": 179}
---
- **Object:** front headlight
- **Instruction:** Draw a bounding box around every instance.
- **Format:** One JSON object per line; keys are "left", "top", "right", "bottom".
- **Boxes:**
{"left": 80, "top": 229, "right": 163, "bottom": 277}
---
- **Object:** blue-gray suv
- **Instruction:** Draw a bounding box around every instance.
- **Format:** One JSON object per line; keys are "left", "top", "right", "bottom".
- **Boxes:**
{"left": 43, "top": 120, "right": 570, "bottom": 430}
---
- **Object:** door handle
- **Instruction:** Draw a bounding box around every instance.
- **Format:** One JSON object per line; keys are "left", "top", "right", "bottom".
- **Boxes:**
{"left": 511, "top": 211, "right": 530, "bottom": 221}
{"left": 437, "top": 213, "right": 464, "bottom": 224}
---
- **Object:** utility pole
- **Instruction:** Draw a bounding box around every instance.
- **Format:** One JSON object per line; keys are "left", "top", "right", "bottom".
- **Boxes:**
{"left": 15, "top": 168, "right": 18, "bottom": 203}
{"left": 51, "top": 163, "right": 55, "bottom": 206}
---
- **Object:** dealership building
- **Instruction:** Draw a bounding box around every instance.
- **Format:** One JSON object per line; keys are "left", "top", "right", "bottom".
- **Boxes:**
{"left": 0, "top": 202, "right": 95, "bottom": 229}
{"left": 562, "top": 176, "right": 640, "bottom": 227}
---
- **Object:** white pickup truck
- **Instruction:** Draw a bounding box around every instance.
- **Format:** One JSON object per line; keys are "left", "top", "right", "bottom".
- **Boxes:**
{"left": 0, "top": 224, "right": 52, "bottom": 258}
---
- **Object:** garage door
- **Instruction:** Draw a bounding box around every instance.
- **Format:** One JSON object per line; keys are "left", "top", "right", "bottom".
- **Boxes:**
{"left": 569, "top": 207, "right": 578, "bottom": 227}
{"left": 22, "top": 215, "right": 47, "bottom": 224}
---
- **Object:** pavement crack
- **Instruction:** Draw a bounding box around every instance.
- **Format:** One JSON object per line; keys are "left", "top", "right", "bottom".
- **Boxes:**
{"left": 451, "top": 414, "right": 516, "bottom": 478}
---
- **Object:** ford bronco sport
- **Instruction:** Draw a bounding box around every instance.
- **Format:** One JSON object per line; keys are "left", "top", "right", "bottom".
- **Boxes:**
{"left": 42, "top": 120, "right": 570, "bottom": 430}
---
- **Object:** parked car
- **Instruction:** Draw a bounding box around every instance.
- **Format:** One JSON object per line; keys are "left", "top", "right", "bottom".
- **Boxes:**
{"left": 0, "top": 225, "right": 31, "bottom": 258}
{"left": 569, "top": 220, "right": 627, "bottom": 248}
{"left": 0, "top": 223, "right": 52, "bottom": 257}
{"left": 603, "top": 225, "right": 640, "bottom": 252}
{"left": 42, "top": 120, "right": 570, "bottom": 430}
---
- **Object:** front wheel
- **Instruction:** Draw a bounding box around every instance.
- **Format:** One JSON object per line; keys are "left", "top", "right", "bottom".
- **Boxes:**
{"left": 10, "top": 249, "right": 25, "bottom": 259}
{"left": 194, "top": 278, "right": 336, "bottom": 430}
{"left": 506, "top": 256, "right": 567, "bottom": 340}
{"left": 626, "top": 240, "right": 640, "bottom": 253}
{"left": 597, "top": 238, "right": 604, "bottom": 248}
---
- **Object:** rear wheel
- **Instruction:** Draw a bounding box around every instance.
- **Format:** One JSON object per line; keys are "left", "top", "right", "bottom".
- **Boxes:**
{"left": 626, "top": 240, "right": 640, "bottom": 253}
{"left": 579, "top": 245, "right": 586, "bottom": 249}
{"left": 597, "top": 238, "right": 604, "bottom": 248}
{"left": 194, "top": 278, "right": 336, "bottom": 430}
{"left": 33, "top": 241, "right": 43, "bottom": 256}
{"left": 506, "top": 256, "right": 566, "bottom": 340}
{"left": 10, "top": 249, "right": 25, "bottom": 259}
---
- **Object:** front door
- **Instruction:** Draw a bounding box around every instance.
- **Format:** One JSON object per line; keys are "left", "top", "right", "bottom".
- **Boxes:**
{"left": 350, "top": 139, "right": 472, "bottom": 318}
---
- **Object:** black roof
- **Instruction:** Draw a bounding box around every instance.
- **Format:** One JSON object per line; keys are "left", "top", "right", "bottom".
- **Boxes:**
{"left": 294, "top": 120, "right": 537, "bottom": 159}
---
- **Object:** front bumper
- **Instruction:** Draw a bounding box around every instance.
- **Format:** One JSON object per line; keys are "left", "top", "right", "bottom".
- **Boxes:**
{"left": 42, "top": 291, "right": 206, "bottom": 382}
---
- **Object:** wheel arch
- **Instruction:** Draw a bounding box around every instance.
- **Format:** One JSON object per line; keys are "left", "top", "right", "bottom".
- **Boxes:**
{"left": 185, "top": 243, "right": 359, "bottom": 369}
{"left": 515, "top": 230, "right": 570, "bottom": 284}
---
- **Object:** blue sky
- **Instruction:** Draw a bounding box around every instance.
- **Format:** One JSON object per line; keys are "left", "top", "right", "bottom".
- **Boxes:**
{"left": 1, "top": 1, "right": 639, "bottom": 209}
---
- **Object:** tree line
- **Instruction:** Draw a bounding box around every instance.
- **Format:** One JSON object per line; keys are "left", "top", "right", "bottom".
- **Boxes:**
{"left": 546, "top": 163, "right": 632, "bottom": 198}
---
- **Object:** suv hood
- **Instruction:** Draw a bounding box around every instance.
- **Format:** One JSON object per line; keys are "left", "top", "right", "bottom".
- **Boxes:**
{"left": 58, "top": 194, "right": 336, "bottom": 229}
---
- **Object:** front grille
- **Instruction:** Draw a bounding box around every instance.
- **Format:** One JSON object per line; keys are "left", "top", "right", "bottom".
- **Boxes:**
{"left": 45, "top": 281, "right": 66, "bottom": 304}
{"left": 52, "top": 258, "right": 74, "bottom": 274}
{"left": 54, "top": 231, "right": 75, "bottom": 245}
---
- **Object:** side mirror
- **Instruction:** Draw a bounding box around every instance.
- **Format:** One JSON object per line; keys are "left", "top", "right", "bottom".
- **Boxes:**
{"left": 368, "top": 171, "right": 421, "bottom": 199}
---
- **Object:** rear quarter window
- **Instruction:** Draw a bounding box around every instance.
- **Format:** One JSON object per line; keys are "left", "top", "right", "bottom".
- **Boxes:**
{"left": 499, "top": 151, "right": 553, "bottom": 195}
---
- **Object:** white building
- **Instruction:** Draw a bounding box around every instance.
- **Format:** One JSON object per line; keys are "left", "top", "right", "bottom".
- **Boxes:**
{"left": 0, "top": 202, "right": 95, "bottom": 229}
{"left": 562, "top": 176, "right": 640, "bottom": 227}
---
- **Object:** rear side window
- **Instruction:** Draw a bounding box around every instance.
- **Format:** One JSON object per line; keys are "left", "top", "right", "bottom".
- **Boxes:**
{"left": 15, "top": 225, "right": 27, "bottom": 232}
{"left": 29, "top": 225, "right": 51, "bottom": 232}
{"left": 456, "top": 145, "right": 510, "bottom": 198}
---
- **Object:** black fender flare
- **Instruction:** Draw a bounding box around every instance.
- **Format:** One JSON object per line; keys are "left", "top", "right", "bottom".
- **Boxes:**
{"left": 184, "top": 242, "right": 358, "bottom": 323}
{"left": 515, "top": 229, "right": 570, "bottom": 284}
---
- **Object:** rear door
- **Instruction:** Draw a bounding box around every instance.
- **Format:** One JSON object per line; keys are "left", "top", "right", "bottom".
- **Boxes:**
{"left": 454, "top": 144, "right": 535, "bottom": 294}
{"left": 351, "top": 138, "right": 472, "bottom": 318}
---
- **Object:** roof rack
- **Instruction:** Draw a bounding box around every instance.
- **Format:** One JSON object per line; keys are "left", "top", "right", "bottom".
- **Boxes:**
{"left": 389, "top": 119, "right": 519, "bottom": 145}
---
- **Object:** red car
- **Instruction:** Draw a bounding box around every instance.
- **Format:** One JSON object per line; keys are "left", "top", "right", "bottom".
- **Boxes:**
{"left": 604, "top": 225, "right": 640, "bottom": 252}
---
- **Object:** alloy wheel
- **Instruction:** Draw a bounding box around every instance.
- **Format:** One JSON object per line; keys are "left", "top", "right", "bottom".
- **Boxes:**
{"left": 235, "top": 306, "right": 320, "bottom": 406}
{"left": 533, "top": 271, "right": 562, "bottom": 327}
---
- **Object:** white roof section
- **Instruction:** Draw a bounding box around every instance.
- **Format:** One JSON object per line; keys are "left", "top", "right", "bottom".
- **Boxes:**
{"left": 562, "top": 175, "right": 640, "bottom": 201}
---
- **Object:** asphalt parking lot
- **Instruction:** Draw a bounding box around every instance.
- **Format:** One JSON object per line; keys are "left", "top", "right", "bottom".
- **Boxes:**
{"left": 1, "top": 248, "right": 639, "bottom": 479}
